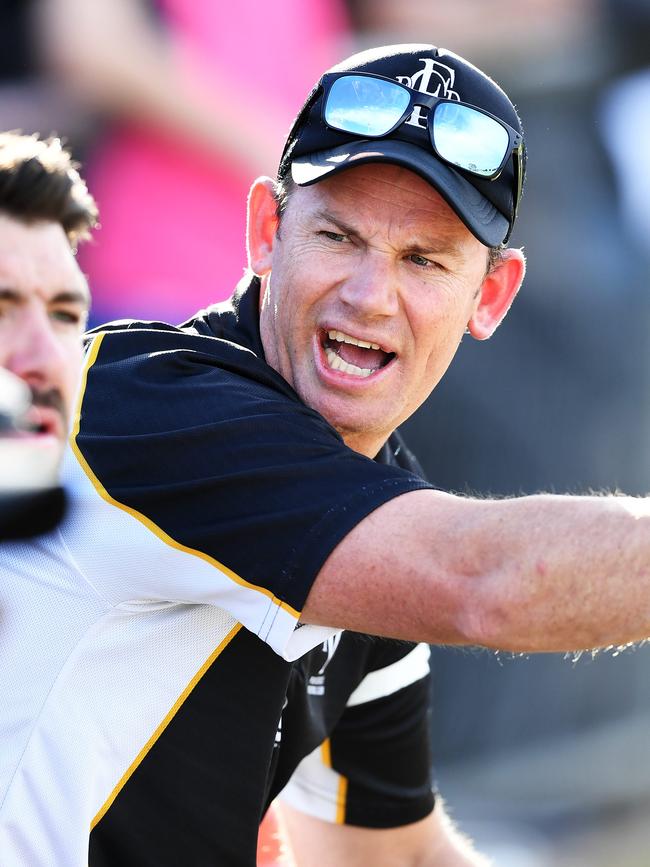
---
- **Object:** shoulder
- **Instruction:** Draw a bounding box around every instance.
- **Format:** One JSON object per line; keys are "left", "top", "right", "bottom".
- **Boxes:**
{"left": 80, "top": 319, "right": 308, "bottom": 438}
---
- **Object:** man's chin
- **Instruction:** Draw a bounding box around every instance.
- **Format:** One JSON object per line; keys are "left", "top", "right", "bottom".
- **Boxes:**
{"left": 0, "top": 435, "right": 63, "bottom": 491}
{"left": 315, "top": 401, "right": 395, "bottom": 456}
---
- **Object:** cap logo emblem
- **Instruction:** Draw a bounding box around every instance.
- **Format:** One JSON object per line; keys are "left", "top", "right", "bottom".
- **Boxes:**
{"left": 395, "top": 58, "right": 460, "bottom": 129}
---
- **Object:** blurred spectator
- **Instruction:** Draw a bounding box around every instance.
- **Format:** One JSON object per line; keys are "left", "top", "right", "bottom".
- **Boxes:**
{"left": 347, "top": 0, "right": 599, "bottom": 82}
{"left": 599, "top": 0, "right": 650, "bottom": 259}
{"left": 601, "top": 66, "right": 650, "bottom": 254}
{"left": 0, "top": 0, "right": 91, "bottom": 143}
{"left": 39, "top": 0, "right": 350, "bottom": 325}
{"left": 0, "top": 133, "right": 96, "bottom": 538}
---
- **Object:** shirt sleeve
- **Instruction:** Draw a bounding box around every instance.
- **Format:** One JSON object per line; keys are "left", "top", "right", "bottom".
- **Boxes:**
{"left": 63, "top": 328, "right": 433, "bottom": 660}
{"left": 278, "top": 643, "right": 435, "bottom": 826}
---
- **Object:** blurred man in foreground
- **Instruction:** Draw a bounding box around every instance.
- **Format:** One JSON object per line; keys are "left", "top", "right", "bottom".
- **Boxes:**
{"left": 0, "top": 132, "right": 95, "bottom": 536}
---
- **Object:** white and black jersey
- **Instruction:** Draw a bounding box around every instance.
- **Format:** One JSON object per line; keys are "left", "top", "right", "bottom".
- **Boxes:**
{"left": 0, "top": 276, "right": 435, "bottom": 866}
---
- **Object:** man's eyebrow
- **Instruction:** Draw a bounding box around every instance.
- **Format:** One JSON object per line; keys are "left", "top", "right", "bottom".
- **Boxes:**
{"left": 406, "top": 240, "right": 464, "bottom": 259}
{"left": 313, "top": 210, "right": 360, "bottom": 237}
{"left": 314, "top": 210, "right": 465, "bottom": 258}
{"left": 51, "top": 289, "right": 90, "bottom": 307}
{"left": 0, "top": 287, "right": 90, "bottom": 306}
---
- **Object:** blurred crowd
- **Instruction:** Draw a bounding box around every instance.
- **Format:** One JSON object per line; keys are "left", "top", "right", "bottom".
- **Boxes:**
{"left": 2, "top": 0, "right": 650, "bottom": 863}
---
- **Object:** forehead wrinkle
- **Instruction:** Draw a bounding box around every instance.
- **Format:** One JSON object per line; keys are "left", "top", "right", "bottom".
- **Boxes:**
{"left": 317, "top": 201, "right": 465, "bottom": 261}
{"left": 318, "top": 171, "right": 472, "bottom": 255}
{"left": 0, "top": 243, "right": 89, "bottom": 296}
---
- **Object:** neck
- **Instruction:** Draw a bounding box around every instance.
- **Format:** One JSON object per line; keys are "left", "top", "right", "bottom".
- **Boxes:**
{"left": 339, "top": 429, "right": 389, "bottom": 460}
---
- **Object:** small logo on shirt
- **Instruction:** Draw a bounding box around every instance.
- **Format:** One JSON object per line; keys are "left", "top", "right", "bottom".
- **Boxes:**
{"left": 307, "top": 634, "right": 341, "bottom": 696}
{"left": 275, "top": 697, "right": 288, "bottom": 746}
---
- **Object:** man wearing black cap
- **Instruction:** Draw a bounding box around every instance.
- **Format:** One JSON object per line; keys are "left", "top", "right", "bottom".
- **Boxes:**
{"left": 5, "top": 43, "right": 650, "bottom": 866}
{"left": 281, "top": 45, "right": 523, "bottom": 248}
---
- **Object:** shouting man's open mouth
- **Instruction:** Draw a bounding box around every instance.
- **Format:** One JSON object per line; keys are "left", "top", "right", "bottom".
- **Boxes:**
{"left": 321, "top": 329, "right": 396, "bottom": 379}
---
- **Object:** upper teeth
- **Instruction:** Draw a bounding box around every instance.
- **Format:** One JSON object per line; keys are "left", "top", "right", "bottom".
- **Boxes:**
{"left": 328, "top": 330, "right": 381, "bottom": 351}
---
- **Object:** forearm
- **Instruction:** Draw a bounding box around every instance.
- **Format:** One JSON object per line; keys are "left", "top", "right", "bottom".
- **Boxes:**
{"left": 277, "top": 802, "right": 490, "bottom": 867}
{"left": 304, "top": 489, "right": 650, "bottom": 653}
{"left": 459, "top": 492, "right": 650, "bottom": 652}
{"left": 420, "top": 804, "right": 491, "bottom": 867}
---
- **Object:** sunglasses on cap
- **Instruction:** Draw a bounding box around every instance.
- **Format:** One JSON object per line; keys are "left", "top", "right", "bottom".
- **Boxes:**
{"left": 320, "top": 71, "right": 524, "bottom": 241}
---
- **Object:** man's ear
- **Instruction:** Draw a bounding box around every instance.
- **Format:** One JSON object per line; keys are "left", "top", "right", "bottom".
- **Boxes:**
{"left": 467, "top": 248, "right": 526, "bottom": 340}
{"left": 246, "top": 177, "right": 280, "bottom": 277}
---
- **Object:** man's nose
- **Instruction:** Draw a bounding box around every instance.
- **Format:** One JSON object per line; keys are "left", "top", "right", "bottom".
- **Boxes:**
{"left": 5, "top": 309, "right": 64, "bottom": 387}
{"left": 338, "top": 251, "right": 400, "bottom": 318}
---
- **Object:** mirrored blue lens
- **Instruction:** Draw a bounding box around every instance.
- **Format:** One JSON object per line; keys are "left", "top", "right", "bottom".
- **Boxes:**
{"left": 325, "top": 76, "right": 410, "bottom": 137}
{"left": 433, "top": 103, "right": 509, "bottom": 176}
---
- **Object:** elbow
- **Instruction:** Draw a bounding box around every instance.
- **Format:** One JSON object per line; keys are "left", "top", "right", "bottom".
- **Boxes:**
{"left": 448, "top": 567, "right": 520, "bottom": 651}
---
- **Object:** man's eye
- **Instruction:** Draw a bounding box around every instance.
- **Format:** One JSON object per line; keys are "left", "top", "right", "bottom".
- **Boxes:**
{"left": 321, "top": 231, "right": 347, "bottom": 243}
{"left": 51, "top": 309, "right": 82, "bottom": 325}
{"left": 409, "top": 254, "right": 434, "bottom": 268}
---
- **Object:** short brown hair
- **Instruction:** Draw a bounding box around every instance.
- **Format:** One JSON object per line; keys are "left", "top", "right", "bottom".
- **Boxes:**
{"left": 0, "top": 132, "right": 98, "bottom": 248}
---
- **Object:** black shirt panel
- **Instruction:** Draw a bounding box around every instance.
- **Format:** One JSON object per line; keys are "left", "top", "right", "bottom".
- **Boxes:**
{"left": 80, "top": 275, "right": 436, "bottom": 859}
{"left": 330, "top": 673, "right": 434, "bottom": 827}
{"left": 80, "top": 281, "right": 433, "bottom": 616}
{"left": 90, "top": 628, "right": 290, "bottom": 867}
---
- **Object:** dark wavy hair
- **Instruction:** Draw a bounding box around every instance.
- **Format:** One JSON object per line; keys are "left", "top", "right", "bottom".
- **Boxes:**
{"left": 0, "top": 132, "right": 98, "bottom": 249}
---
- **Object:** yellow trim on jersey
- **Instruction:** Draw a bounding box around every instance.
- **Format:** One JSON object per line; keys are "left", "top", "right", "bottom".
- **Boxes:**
{"left": 91, "top": 621, "right": 243, "bottom": 830}
{"left": 335, "top": 776, "right": 348, "bottom": 825}
{"left": 70, "top": 333, "right": 301, "bottom": 620}
{"left": 320, "top": 738, "right": 348, "bottom": 824}
{"left": 320, "top": 737, "right": 332, "bottom": 768}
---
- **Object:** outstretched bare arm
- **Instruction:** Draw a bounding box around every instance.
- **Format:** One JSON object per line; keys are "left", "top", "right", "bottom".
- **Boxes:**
{"left": 302, "top": 488, "right": 650, "bottom": 652}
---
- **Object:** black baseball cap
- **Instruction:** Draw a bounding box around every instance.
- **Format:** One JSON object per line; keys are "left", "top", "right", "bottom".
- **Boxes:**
{"left": 278, "top": 44, "right": 526, "bottom": 247}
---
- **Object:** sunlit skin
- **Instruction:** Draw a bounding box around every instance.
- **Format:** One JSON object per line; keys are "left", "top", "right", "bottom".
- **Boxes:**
{"left": 249, "top": 164, "right": 524, "bottom": 458}
{"left": 0, "top": 214, "right": 90, "bottom": 467}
